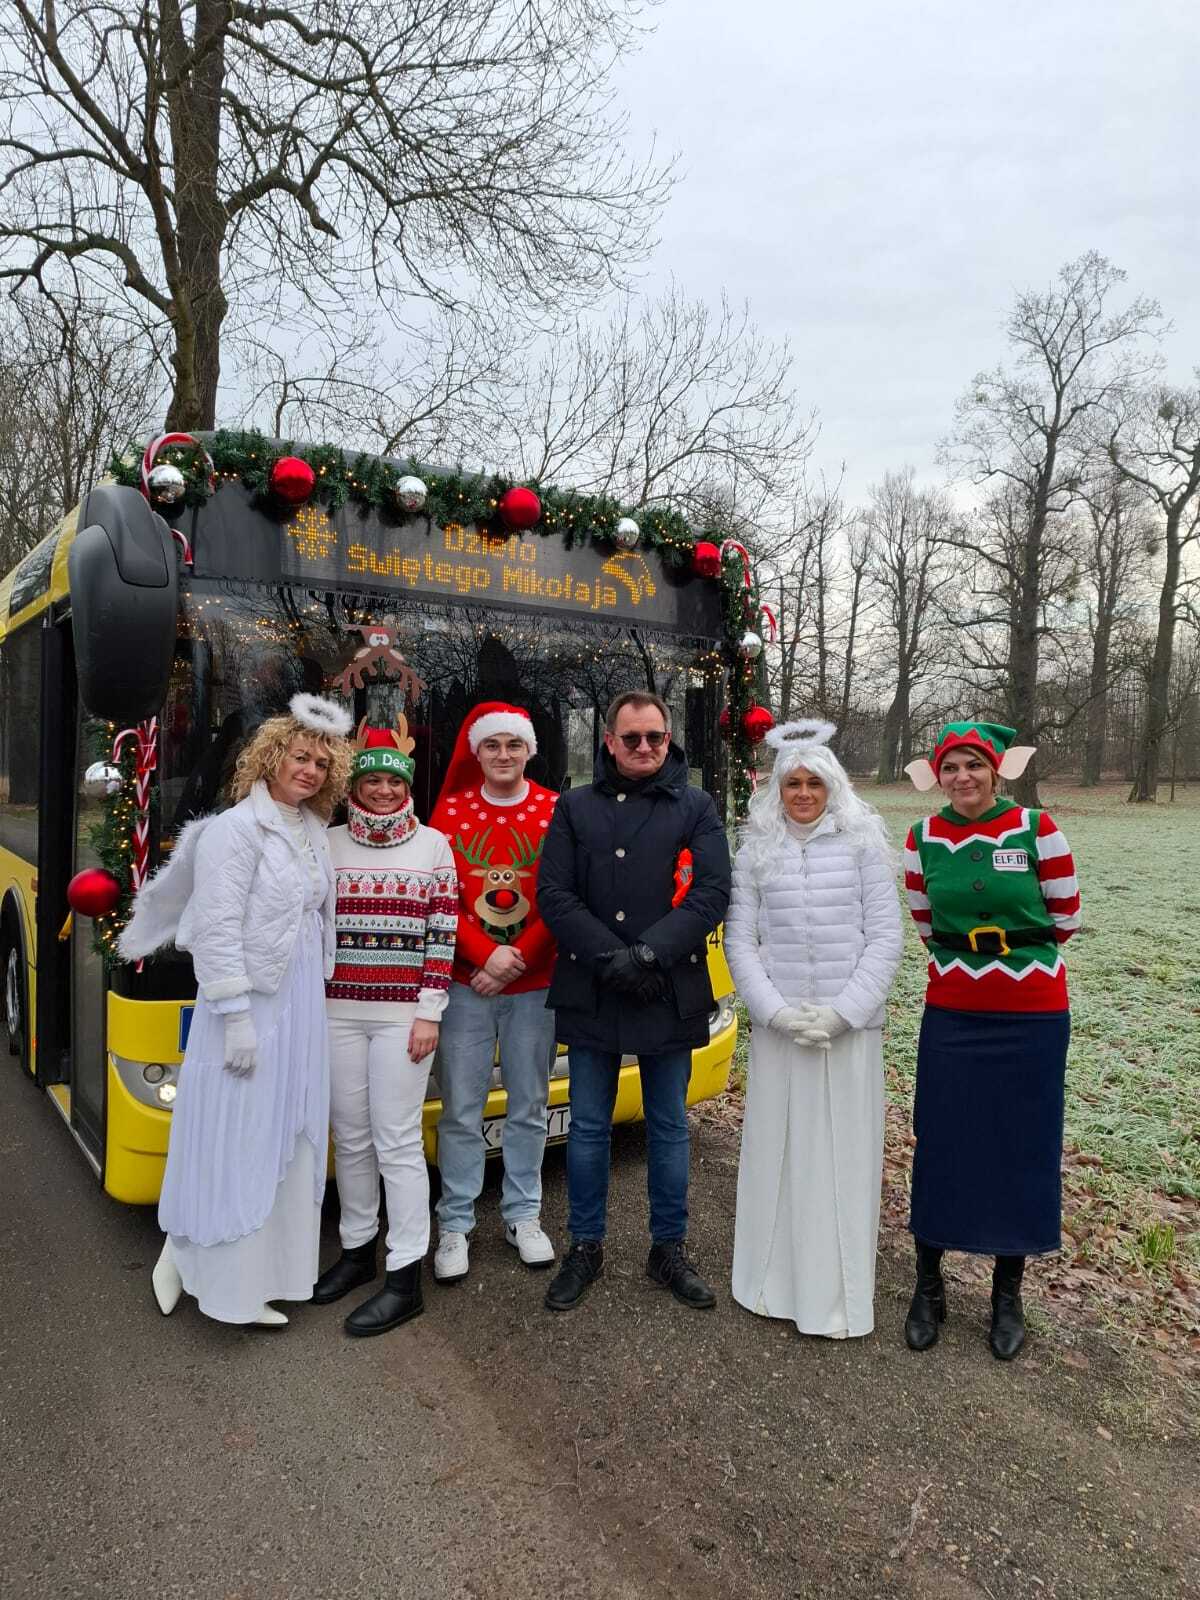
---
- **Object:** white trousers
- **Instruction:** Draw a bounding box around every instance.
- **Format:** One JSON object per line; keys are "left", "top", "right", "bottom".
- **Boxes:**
{"left": 328, "top": 1017, "right": 431, "bottom": 1270}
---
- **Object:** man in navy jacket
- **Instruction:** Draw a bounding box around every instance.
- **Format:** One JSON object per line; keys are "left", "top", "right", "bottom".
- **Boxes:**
{"left": 538, "top": 690, "right": 732, "bottom": 1312}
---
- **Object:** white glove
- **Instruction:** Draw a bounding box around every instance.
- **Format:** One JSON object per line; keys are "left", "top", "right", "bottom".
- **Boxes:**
{"left": 807, "top": 1005, "right": 849, "bottom": 1043}
{"left": 771, "top": 1004, "right": 817, "bottom": 1037}
{"left": 223, "top": 1011, "right": 258, "bottom": 1077}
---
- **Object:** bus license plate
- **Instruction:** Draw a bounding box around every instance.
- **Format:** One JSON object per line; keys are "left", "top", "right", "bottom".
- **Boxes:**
{"left": 482, "top": 1105, "right": 571, "bottom": 1151}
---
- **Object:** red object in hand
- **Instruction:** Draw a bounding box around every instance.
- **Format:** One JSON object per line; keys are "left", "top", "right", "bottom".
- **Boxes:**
{"left": 742, "top": 704, "right": 775, "bottom": 745}
{"left": 67, "top": 868, "right": 122, "bottom": 918}
{"left": 270, "top": 455, "right": 316, "bottom": 505}
{"left": 498, "top": 486, "right": 541, "bottom": 530}
{"left": 691, "top": 540, "right": 721, "bottom": 578}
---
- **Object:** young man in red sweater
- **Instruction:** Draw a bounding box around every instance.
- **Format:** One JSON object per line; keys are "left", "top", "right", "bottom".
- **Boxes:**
{"left": 427, "top": 703, "right": 559, "bottom": 1282}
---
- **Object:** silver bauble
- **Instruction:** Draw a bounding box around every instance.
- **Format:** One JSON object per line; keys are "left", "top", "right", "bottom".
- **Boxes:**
{"left": 148, "top": 462, "right": 186, "bottom": 505}
{"left": 613, "top": 516, "right": 641, "bottom": 548}
{"left": 739, "top": 629, "right": 764, "bottom": 659}
{"left": 83, "top": 761, "right": 123, "bottom": 798}
{"left": 395, "top": 474, "right": 428, "bottom": 514}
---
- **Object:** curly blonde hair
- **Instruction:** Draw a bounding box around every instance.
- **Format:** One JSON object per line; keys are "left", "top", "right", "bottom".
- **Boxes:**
{"left": 230, "top": 713, "right": 352, "bottom": 819}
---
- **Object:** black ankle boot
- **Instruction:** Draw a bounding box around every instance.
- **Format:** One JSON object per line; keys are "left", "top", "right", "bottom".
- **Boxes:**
{"left": 344, "top": 1260, "right": 423, "bottom": 1337}
{"left": 646, "top": 1239, "right": 717, "bottom": 1310}
{"left": 904, "top": 1241, "right": 946, "bottom": 1351}
{"left": 312, "top": 1235, "right": 379, "bottom": 1305}
{"left": 544, "top": 1241, "right": 604, "bottom": 1311}
{"left": 989, "top": 1255, "right": 1026, "bottom": 1361}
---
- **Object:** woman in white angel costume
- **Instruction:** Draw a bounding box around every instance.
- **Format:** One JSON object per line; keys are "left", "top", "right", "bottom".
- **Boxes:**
{"left": 120, "top": 694, "right": 353, "bottom": 1327}
{"left": 724, "top": 721, "right": 903, "bottom": 1338}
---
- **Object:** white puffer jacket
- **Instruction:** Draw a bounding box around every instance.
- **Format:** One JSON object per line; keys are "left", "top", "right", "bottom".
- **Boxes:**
{"left": 724, "top": 814, "right": 902, "bottom": 1030}
{"left": 119, "top": 780, "right": 336, "bottom": 1001}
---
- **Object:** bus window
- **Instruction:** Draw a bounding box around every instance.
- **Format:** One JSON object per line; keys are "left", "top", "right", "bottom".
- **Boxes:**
{"left": 0, "top": 622, "right": 42, "bottom": 862}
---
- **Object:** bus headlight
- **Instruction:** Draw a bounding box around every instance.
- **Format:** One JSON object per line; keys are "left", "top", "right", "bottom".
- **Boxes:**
{"left": 708, "top": 997, "right": 736, "bottom": 1037}
{"left": 142, "top": 1063, "right": 166, "bottom": 1085}
{"left": 113, "top": 1054, "right": 180, "bottom": 1109}
{"left": 157, "top": 1083, "right": 177, "bottom": 1105}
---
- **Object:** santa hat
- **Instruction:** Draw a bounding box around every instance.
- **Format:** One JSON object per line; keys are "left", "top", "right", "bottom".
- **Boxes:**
{"left": 352, "top": 714, "right": 416, "bottom": 784}
{"left": 904, "top": 719, "right": 1036, "bottom": 791}
{"left": 434, "top": 701, "right": 537, "bottom": 806}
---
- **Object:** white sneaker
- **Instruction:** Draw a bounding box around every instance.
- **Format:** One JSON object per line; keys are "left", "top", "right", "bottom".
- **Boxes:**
{"left": 434, "top": 1231, "right": 470, "bottom": 1283}
{"left": 151, "top": 1238, "right": 183, "bottom": 1316}
{"left": 504, "top": 1219, "right": 556, "bottom": 1268}
{"left": 252, "top": 1305, "right": 289, "bottom": 1327}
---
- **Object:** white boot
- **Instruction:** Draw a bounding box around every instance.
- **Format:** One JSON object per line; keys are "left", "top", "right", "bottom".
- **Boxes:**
{"left": 151, "top": 1238, "right": 183, "bottom": 1316}
{"left": 252, "top": 1305, "right": 289, "bottom": 1328}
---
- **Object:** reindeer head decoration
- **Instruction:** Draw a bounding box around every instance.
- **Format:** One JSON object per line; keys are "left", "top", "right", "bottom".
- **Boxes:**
{"left": 454, "top": 827, "right": 545, "bottom": 943}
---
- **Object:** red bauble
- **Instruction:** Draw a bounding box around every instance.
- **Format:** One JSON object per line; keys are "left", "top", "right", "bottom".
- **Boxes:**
{"left": 270, "top": 455, "right": 316, "bottom": 505}
{"left": 692, "top": 540, "right": 721, "bottom": 578}
{"left": 742, "top": 705, "right": 775, "bottom": 745}
{"left": 498, "top": 486, "right": 541, "bottom": 530}
{"left": 68, "top": 868, "right": 122, "bottom": 919}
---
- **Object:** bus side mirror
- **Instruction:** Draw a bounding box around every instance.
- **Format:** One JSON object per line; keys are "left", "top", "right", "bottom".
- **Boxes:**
{"left": 68, "top": 484, "right": 179, "bottom": 723}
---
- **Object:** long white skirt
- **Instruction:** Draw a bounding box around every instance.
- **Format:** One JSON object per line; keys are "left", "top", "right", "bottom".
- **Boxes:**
{"left": 732, "top": 1024, "right": 884, "bottom": 1338}
{"left": 159, "top": 908, "right": 330, "bottom": 1324}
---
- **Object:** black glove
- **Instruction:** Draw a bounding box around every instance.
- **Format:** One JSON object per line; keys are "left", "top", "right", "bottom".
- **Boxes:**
{"left": 596, "top": 945, "right": 669, "bottom": 1004}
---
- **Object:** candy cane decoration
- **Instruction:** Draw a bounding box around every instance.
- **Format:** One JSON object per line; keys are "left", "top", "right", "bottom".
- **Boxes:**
{"left": 719, "top": 539, "right": 752, "bottom": 590}
{"left": 112, "top": 719, "right": 159, "bottom": 965}
{"left": 140, "top": 431, "right": 216, "bottom": 501}
{"left": 758, "top": 603, "right": 778, "bottom": 642}
{"left": 170, "top": 527, "right": 193, "bottom": 567}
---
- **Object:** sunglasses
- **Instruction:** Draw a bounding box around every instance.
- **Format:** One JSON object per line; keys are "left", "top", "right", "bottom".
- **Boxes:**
{"left": 616, "top": 730, "right": 668, "bottom": 750}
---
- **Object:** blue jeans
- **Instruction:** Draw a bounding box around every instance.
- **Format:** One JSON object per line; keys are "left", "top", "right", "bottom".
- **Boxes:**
{"left": 434, "top": 984, "right": 557, "bottom": 1232}
{"left": 565, "top": 1048, "right": 692, "bottom": 1243}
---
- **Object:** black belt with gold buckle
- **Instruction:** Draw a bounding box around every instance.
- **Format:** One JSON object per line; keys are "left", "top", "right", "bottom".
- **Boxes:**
{"left": 930, "top": 924, "right": 1054, "bottom": 956}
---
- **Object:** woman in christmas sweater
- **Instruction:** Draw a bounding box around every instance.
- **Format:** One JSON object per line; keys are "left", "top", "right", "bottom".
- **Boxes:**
{"left": 902, "top": 721, "right": 1081, "bottom": 1360}
{"left": 311, "top": 716, "right": 458, "bottom": 1337}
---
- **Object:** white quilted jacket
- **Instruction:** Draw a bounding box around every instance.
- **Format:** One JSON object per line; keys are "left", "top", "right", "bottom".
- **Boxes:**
{"left": 119, "top": 780, "right": 336, "bottom": 1000}
{"left": 724, "top": 814, "right": 903, "bottom": 1030}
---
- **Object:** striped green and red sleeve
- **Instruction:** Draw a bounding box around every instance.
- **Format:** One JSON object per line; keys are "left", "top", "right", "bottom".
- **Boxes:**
{"left": 1034, "top": 811, "right": 1080, "bottom": 942}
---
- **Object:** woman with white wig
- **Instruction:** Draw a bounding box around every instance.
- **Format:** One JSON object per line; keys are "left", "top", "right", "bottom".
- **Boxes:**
{"left": 725, "top": 720, "right": 903, "bottom": 1338}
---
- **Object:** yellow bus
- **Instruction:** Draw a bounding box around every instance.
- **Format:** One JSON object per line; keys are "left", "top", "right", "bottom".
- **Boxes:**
{"left": 0, "top": 440, "right": 737, "bottom": 1202}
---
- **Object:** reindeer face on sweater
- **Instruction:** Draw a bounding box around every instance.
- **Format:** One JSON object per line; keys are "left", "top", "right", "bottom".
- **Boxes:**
{"left": 472, "top": 863, "right": 531, "bottom": 938}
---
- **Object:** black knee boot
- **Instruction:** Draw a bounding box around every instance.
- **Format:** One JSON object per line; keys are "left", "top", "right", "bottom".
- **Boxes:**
{"left": 904, "top": 1241, "right": 946, "bottom": 1351}
{"left": 312, "top": 1235, "right": 379, "bottom": 1305}
{"left": 989, "top": 1254, "right": 1026, "bottom": 1361}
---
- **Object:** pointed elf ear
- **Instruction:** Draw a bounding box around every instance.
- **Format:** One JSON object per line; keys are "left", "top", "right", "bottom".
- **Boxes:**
{"left": 903, "top": 758, "right": 939, "bottom": 791}
{"left": 998, "top": 745, "right": 1036, "bottom": 779}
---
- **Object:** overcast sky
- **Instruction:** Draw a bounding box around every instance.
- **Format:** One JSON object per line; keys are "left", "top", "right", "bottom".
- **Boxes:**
{"left": 617, "top": 0, "right": 1200, "bottom": 501}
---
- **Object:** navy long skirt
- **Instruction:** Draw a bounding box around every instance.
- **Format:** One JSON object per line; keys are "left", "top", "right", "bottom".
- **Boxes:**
{"left": 909, "top": 1005, "right": 1070, "bottom": 1256}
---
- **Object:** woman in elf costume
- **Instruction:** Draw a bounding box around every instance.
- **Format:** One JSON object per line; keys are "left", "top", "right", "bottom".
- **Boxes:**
{"left": 902, "top": 721, "right": 1081, "bottom": 1360}
{"left": 311, "top": 715, "right": 458, "bottom": 1336}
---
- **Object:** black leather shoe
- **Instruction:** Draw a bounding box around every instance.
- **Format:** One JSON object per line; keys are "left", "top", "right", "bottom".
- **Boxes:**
{"left": 646, "top": 1240, "right": 716, "bottom": 1310}
{"left": 544, "top": 1241, "right": 604, "bottom": 1311}
{"left": 312, "top": 1236, "right": 379, "bottom": 1305}
{"left": 989, "top": 1255, "right": 1026, "bottom": 1361}
{"left": 904, "top": 1241, "right": 946, "bottom": 1351}
{"left": 344, "top": 1260, "right": 423, "bottom": 1337}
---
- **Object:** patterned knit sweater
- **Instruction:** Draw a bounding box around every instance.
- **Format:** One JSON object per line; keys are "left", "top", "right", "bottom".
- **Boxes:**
{"left": 426, "top": 780, "right": 559, "bottom": 993}
{"left": 325, "top": 822, "right": 458, "bottom": 1021}
{"left": 903, "top": 801, "right": 1081, "bottom": 1013}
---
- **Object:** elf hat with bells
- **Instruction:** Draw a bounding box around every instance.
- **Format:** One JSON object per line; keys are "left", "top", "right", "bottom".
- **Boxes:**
{"left": 903, "top": 720, "right": 1036, "bottom": 791}
{"left": 352, "top": 713, "right": 417, "bottom": 786}
{"left": 434, "top": 702, "right": 537, "bottom": 803}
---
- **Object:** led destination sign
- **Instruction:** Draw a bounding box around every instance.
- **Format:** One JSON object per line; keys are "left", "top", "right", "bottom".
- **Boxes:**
{"left": 189, "top": 483, "right": 721, "bottom": 635}
{"left": 274, "top": 502, "right": 720, "bottom": 635}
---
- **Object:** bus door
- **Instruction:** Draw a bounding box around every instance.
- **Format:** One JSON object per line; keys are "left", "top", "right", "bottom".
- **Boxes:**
{"left": 67, "top": 705, "right": 111, "bottom": 1162}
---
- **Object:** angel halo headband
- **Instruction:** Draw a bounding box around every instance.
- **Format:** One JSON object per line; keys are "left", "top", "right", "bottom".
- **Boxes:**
{"left": 763, "top": 718, "right": 837, "bottom": 753}
{"left": 289, "top": 693, "right": 354, "bottom": 739}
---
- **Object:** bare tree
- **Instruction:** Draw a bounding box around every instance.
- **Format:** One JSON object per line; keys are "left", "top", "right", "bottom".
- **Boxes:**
{"left": 943, "top": 251, "right": 1163, "bottom": 803}
{"left": 863, "top": 469, "right": 957, "bottom": 782}
{"left": 1106, "top": 383, "right": 1200, "bottom": 801}
{"left": 1074, "top": 469, "right": 1153, "bottom": 786}
{"left": 0, "top": 0, "right": 671, "bottom": 430}
{"left": 761, "top": 477, "right": 849, "bottom": 724}
{"left": 0, "top": 296, "right": 159, "bottom": 565}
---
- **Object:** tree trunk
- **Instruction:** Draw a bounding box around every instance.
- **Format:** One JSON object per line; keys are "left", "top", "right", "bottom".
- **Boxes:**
{"left": 1130, "top": 510, "right": 1182, "bottom": 803}
{"left": 162, "top": 0, "right": 229, "bottom": 429}
{"left": 1081, "top": 612, "right": 1112, "bottom": 787}
{"left": 876, "top": 677, "right": 909, "bottom": 784}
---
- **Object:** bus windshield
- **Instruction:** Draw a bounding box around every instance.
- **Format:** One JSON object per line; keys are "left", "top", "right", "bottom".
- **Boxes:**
{"left": 158, "top": 580, "right": 724, "bottom": 836}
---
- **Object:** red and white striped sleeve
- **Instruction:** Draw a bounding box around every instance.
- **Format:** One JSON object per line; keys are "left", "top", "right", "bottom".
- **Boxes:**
{"left": 903, "top": 825, "right": 932, "bottom": 942}
{"left": 1035, "top": 811, "right": 1081, "bottom": 942}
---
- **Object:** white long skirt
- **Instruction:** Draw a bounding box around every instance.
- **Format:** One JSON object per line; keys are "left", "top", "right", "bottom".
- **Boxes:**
{"left": 159, "top": 908, "right": 330, "bottom": 1324}
{"left": 732, "top": 1024, "right": 884, "bottom": 1338}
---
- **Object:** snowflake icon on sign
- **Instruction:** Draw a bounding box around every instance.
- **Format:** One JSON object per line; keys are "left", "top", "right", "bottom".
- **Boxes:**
{"left": 288, "top": 504, "right": 338, "bottom": 561}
